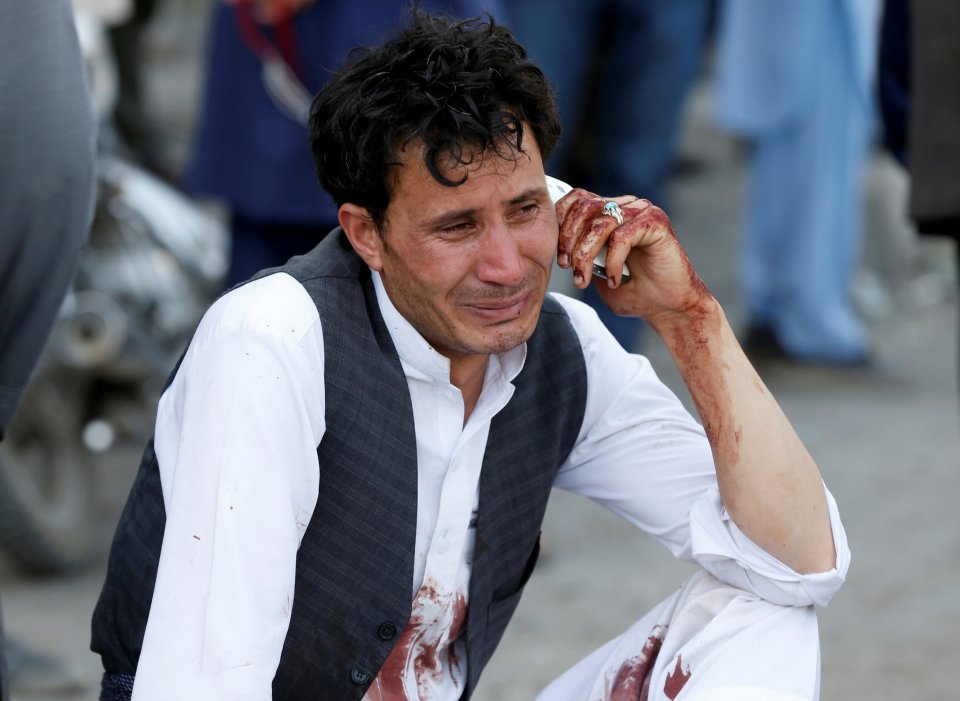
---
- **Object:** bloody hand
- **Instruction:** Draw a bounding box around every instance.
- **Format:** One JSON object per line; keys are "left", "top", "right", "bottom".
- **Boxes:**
{"left": 554, "top": 187, "right": 711, "bottom": 323}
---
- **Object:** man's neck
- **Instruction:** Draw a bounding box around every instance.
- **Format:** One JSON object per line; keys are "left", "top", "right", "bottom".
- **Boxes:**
{"left": 449, "top": 355, "right": 489, "bottom": 426}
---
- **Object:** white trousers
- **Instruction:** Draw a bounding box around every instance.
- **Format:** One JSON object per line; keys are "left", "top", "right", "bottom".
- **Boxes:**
{"left": 536, "top": 570, "right": 821, "bottom": 701}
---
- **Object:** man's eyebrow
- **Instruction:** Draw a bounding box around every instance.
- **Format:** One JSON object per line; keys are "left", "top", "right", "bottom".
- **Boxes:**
{"left": 507, "top": 186, "right": 549, "bottom": 205}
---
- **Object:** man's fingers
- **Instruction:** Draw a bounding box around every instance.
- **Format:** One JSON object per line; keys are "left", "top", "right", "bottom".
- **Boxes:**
{"left": 570, "top": 217, "right": 616, "bottom": 287}
{"left": 599, "top": 226, "right": 636, "bottom": 288}
{"left": 605, "top": 201, "right": 678, "bottom": 285}
{"left": 557, "top": 191, "right": 603, "bottom": 267}
{"left": 556, "top": 190, "right": 700, "bottom": 315}
{"left": 558, "top": 191, "right": 663, "bottom": 288}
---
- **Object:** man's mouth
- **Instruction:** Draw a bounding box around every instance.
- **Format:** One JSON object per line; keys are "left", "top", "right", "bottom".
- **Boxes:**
{"left": 464, "top": 291, "right": 533, "bottom": 321}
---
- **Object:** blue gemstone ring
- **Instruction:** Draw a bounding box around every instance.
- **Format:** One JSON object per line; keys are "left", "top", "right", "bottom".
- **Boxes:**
{"left": 602, "top": 201, "right": 624, "bottom": 226}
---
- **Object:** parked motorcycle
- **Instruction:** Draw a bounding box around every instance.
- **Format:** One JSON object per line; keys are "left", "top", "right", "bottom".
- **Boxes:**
{"left": 0, "top": 9, "right": 228, "bottom": 574}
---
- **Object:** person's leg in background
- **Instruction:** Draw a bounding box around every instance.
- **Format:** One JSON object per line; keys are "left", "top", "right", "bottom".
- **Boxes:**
{"left": 583, "top": 0, "right": 712, "bottom": 352}
{"left": 589, "top": 0, "right": 712, "bottom": 206}
{"left": 741, "top": 5, "right": 874, "bottom": 364}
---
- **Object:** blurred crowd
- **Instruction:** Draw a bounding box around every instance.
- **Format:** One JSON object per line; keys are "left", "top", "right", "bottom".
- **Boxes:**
{"left": 78, "top": 0, "right": 958, "bottom": 362}
{"left": 1, "top": 0, "right": 958, "bottom": 696}
{"left": 69, "top": 0, "right": 956, "bottom": 365}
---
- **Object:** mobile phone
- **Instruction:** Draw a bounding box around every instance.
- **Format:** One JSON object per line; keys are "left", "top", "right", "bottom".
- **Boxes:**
{"left": 545, "top": 176, "right": 631, "bottom": 282}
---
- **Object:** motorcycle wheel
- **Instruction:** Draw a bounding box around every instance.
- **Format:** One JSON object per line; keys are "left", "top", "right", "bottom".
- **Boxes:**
{"left": 0, "top": 372, "right": 100, "bottom": 576}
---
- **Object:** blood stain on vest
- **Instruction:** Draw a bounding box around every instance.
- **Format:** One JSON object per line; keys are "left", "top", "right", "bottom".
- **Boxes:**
{"left": 663, "top": 654, "right": 691, "bottom": 699}
{"left": 605, "top": 625, "right": 666, "bottom": 701}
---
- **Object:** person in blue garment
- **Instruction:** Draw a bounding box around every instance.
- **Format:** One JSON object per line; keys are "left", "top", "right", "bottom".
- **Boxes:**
{"left": 506, "top": 0, "right": 713, "bottom": 352}
{"left": 713, "top": 0, "right": 881, "bottom": 364}
{"left": 185, "top": 0, "right": 503, "bottom": 288}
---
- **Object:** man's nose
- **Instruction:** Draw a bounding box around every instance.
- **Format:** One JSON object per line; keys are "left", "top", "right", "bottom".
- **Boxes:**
{"left": 475, "top": 222, "right": 526, "bottom": 285}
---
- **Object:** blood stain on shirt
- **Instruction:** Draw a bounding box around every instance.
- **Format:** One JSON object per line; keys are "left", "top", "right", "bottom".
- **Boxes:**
{"left": 372, "top": 612, "right": 421, "bottom": 700}
{"left": 663, "top": 654, "right": 691, "bottom": 699}
{"left": 605, "top": 625, "right": 666, "bottom": 701}
{"left": 365, "top": 578, "right": 468, "bottom": 700}
{"left": 414, "top": 586, "right": 467, "bottom": 696}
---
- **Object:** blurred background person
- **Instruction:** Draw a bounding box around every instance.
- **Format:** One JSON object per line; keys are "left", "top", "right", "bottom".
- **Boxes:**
{"left": 74, "top": 0, "right": 158, "bottom": 161}
{"left": 0, "top": 0, "right": 97, "bottom": 694}
{"left": 877, "top": 0, "right": 960, "bottom": 394}
{"left": 713, "top": 0, "right": 882, "bottom": 365}
{"left": 901, "top": 0, "right": 960, "bottom": 269}
{"left": 184, "top": 0, "right": 503, "bottom": 289}
{"left": 506, "top": 0, "right": 714, "bottom": 352}
{"left": 876, "top": 0, "right": 909, "bottom": 169}
{"left": 106, "top": 0, "right": 172, "bottom": 177}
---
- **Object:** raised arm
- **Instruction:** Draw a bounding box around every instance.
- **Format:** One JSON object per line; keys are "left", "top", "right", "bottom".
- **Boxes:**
{"left": 556, "top": 189, "right": 836, "bottom": 574}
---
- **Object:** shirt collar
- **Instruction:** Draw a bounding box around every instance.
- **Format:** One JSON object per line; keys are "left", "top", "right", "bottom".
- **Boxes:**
{"left": 371, "top": 270, "right": 527, "bottom": 386}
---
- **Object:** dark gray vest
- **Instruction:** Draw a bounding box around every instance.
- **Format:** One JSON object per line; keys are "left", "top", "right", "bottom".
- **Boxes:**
{"left": 91, "top": 230, "right": 588, "bottom": 699}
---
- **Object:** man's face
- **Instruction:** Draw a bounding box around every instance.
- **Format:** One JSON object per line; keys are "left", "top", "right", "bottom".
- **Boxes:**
{"left": 376, "top": 139, "right": 557, "bottom": 361}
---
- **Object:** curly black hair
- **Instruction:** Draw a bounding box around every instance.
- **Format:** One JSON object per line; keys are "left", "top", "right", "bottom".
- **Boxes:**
{"left": 308, "top": 10, "right": 561, "bottom": 230}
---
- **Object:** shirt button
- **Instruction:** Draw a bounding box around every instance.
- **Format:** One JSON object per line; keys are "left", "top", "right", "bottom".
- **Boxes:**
{"left": 436, "top": 539, "right": 449, "bottom": 555}
{"left": 450, "top": 458, "right": 461, "bottom": 472}
{"left": 377, "top": 622, "right": 397, "bottom": 640}
{"left": 350, "top": 665, "right": 371, "bottom": 685}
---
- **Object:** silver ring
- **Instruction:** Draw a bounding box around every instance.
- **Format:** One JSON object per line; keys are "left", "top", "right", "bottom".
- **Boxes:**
{"left": 602, "top": 201, "right": 624, "bottom": 227}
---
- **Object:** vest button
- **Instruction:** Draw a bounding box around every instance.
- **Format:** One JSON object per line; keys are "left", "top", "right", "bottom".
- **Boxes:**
{"left": 350, "top": 665, "right": 371, "bottom": 685}
{"left": 377, "top": 622, "right": 398, "bottom": 640}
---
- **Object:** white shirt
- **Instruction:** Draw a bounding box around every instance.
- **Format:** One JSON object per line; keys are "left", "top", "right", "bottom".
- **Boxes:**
{"left": 131, "top": 271, "right": 850, "bottom": 700}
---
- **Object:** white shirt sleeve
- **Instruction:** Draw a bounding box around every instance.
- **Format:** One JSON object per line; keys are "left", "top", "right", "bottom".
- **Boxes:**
{"left": 132, "top": 274, "right": 326, "bottom": 701}
{"left": 551, "top": 294, "right": 850, "bottom": 608}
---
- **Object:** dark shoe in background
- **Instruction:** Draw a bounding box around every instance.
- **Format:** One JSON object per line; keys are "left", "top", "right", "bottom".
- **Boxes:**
{"left": 741, "top": 324, "right": 790, "bottom": 361}
{"left": 741, "top": 324, "right": 872, "bottom": 369}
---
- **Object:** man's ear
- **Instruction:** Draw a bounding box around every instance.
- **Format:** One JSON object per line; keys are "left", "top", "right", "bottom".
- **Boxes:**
{"left": 339, "top": 203, "right": 384, "bottom": 271}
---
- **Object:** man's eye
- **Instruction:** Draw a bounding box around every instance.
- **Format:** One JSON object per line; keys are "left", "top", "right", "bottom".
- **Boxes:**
{"left": 515, "top": 204, "right": 540, "bottom": 219}
{"left": 441, "top": 222, "right": 474, "bottom": 236}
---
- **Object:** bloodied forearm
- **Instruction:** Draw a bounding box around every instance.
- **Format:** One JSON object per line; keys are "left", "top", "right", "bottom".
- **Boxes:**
{"left": 555, "top": 188, "right": 836, "bottom": 573}
{"left": 647, "top": 297, "right": 837, "bottom": 575}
